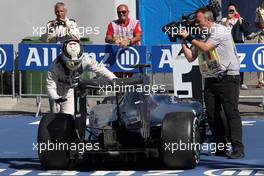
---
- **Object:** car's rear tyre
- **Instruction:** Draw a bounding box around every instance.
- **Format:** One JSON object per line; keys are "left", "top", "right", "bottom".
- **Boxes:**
{"left": 38, "top": 113, "right": 78, "bottom": 170}
{"left": 161, "top": 112, "right": 200, "bottom": 169}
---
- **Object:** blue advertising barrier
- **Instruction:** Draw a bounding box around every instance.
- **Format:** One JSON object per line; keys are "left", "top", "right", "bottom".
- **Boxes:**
{"left": 0, "top": 44, "right": 14, "bottom": 71}
{"left": 152, "top": 45, "right": 174, "bottom": 73}
{"left": 152, "top": 44, "right": 264, "bottom": 73}
{"left": 236, "top": 44, "right": 264, "bottom": 72}
{"left": 18, "top": 44, "right": 147, "bottom": 72}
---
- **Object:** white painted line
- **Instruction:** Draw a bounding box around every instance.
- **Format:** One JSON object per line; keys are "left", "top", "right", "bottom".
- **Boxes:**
{"left": 242, "top": 121, "right": 256, "bottom": 126}
{"left": 116, "top": 171, "right": 136, "bottom": 176}
{"left": 238, "top": 170, "right": 253, "bottom": 175}
{"left": 38, "top": 171, "right": 79, "bottom": 175}
{"left": 10, "top": 170, "right": 32, "bottom": 175}
{"left": 242, "top": 121, "right": 256, "bottom": 123}
{"left": 91, "top": 171, "right": 112, "bottom": 176}
{"left": 205, "top": 168, "right": 264, "bottom": 176}
{"left": 143, "top": 170, "right": 184, "bottom": 175}
{"left": 91, "top": 171, "right": 136, "bottom": 176}
{"left": 220, "top": 170, "right": 236, "bottom": 175}
{"left": 61, "top": 171, "right": 79, "bottom": 175}
{"left": 29, "top": 120, "right": 40, "bottom": 125}
{"left": 29, "top": 120, "right": 256, "bottom": 127}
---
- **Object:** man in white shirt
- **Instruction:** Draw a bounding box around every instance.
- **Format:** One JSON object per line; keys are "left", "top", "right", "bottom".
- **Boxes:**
{"left": 41, "top": 2, "right": 80, "bottom": 43}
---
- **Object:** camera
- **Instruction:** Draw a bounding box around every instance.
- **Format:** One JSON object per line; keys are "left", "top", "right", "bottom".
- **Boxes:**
{"left": 55, "top": 20, "right": 66, "bottom": 26}
{"left": 162, "top": 0, "right": 221, "bottom": 42}
{"left": 162, "top": 13, "right": 198, "bottom": 42}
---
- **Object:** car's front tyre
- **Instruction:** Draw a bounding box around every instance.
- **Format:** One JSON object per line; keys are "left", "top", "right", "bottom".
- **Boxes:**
{"left": 38, "top": 113, "right": 77, "bottom": 170}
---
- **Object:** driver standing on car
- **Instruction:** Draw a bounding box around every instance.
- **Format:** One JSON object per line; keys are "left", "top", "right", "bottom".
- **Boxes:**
{"left": 47, "top": 39, "right": 117, "bottom": 115}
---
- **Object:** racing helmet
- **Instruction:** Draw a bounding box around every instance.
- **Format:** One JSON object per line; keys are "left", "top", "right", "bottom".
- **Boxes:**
{"left": 62, "top": 39, "right": 84, "bottom": 71}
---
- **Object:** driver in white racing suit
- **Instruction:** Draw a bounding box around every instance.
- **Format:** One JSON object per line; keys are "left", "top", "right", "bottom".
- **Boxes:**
{"left": 47, "top": 39, "right": 117, "bottom": 115}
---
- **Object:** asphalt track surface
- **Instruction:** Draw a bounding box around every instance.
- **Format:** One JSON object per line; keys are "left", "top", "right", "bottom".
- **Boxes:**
{"left": 0, "top": 115, "right": 263, "bottom": 176}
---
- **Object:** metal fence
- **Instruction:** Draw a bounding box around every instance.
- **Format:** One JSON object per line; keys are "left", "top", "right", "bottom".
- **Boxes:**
{"left": 0, "top": 71, "right": 16, "bottom": 98}
{"left": 1, "top": 69, "right": 264, "bottom": 117}
{"left": 0, "top": 46, "right": 263, "bottom": 114}
{"left": 0, "top": 69, "right": 177, "bottom": 97}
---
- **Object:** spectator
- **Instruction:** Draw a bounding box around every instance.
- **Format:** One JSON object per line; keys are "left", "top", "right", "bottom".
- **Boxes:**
{"left": 179, "top": 8, "right": 244, "bottom": 159}
{"left": 255, "top": 1, "right": 264, "bottom": 88}
{"left": 105, "top": 4, "right": 142, "bottom": 78}
{"left": 221, "top": 3, "right": 249, "bottom": 90}
{"left": 105, "top": 4, "right": 142, "bottom": 47}
{"left": 41, "top": 2, "right": 80, "bottom": 43}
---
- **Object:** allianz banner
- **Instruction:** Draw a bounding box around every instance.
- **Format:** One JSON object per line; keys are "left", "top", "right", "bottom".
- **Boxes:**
{"left": 152, "top": 44, "right": 264, "bottom": 73}
{"left": 0, "top": 44, "right": 14, "bottom": 71}
{"left": 18, "top": 44, "right": 146, "bottom": 72}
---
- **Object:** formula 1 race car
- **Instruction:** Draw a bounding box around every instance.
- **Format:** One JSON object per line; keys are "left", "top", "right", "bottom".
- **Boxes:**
{"left": 37, "top": 65, "right": 205, "bottom": 170}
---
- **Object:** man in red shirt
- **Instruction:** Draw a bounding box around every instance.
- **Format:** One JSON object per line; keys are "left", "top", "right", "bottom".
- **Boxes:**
{"left": 105, "top": 4, "right": 142, "bottom": 77}
{"left": 105, "top": 4, "right": 142, "bottom": 47}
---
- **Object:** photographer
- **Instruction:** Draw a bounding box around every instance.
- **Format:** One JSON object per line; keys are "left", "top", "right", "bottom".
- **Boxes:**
{"left": 179, "top": 8, "right": 244, "bottom": 159}
{"left": 255, "top": 1, "right": 264, "bottom": 88}
{"left": 221, "top": 3, "right": 249, "bottom": 90}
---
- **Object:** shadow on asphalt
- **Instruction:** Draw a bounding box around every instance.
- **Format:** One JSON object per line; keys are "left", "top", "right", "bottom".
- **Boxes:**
{"left": 0, "top": 158, "right": 43, "bottom": 170}
{"left": 199, "top": 159, "right": 264, "bottom": 169}
{"left": 0, "top": 158, "right": 164, "bottom": 171}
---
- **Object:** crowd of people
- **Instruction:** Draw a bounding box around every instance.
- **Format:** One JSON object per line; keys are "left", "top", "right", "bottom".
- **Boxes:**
{"left": 41, "top": 2, "right": 264, "bottom": 88}
{"left": 42, "top": 1, "right": 264, "bottom": 160}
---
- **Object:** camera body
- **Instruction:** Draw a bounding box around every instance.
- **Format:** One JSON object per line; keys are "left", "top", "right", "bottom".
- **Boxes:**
{"left": 162, "top": 14, "right": 197, "bottom": 42}
{"left": 162, "top": 0, "right": 221, "bottom": 42}
{"left": 55, "top": 20, "right": 66, "bottom": 26}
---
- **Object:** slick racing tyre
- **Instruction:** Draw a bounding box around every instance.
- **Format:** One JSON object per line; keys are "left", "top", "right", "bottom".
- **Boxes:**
{"left": 37, "top": 113, "right": 78, "bottom": 169}
{"left": 161, "top": 112, "right": 200, "bottom": 169}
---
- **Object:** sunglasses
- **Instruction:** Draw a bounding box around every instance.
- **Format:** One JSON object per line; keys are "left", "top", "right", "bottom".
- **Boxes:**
{"left": 117, "top": 10, "right": 127, "bottom": 15}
